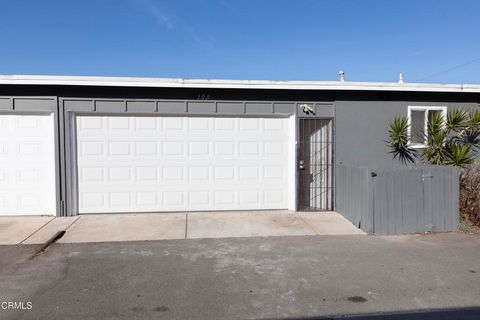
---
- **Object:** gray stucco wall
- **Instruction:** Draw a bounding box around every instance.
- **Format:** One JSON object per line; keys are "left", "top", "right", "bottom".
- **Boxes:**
{"left": 1, "top": 86, "right": 479, "bottom": 217}
{"left": 334, "top": 101, "right": 480, "bottom": 170}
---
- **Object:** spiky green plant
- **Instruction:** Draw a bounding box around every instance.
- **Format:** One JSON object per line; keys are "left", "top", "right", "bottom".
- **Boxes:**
{"left": 422, "top": 111, "right": 447, "bottom": 165}
{"left": 388, "top": 116, "right": 417, "bottom": 164}
{"left": 446, "top": 143, "right": 476, "bottom": 167}
{"left": 423, "top": 131, "right": 447, "bottom": 165}
{"left": 468, "top": 110, "right": 480, "bottom": 128}
{"left": 388, "top": 107, "right": 480, "bottom": 168}
{"left": 461, "top": 128, "right": 480, "bottom": 150}
{"left": 446, "top": 109, "right": 468, "bottom": 133}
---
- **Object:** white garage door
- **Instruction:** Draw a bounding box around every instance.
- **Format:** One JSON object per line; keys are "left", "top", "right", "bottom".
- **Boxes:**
{"left": 77, "top": 116, "right": 294, "bottom": 213}
{"left": 0, "top": 115, "right": 56, "bottom": 216}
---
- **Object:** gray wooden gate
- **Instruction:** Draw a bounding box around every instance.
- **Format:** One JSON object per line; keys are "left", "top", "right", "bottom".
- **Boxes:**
{"left": 336, "top": 165, "right": 459, "bottom": 235}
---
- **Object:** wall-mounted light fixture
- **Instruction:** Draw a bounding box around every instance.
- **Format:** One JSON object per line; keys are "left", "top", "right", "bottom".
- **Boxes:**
{"left": 301, "top": 104, "right": 315, "bottom": 115}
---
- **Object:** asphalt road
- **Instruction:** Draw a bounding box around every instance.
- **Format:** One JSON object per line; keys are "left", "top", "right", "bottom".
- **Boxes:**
{"left": 1, "top": 233, "right": 480, "bottom": 319}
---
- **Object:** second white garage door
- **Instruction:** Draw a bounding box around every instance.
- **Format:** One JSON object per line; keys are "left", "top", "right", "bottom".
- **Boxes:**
{"left": 76, "top": 116, "right": 294, "bottom": 213}
{"left": 0, "top": 114, "right": 56, "bottom": 216}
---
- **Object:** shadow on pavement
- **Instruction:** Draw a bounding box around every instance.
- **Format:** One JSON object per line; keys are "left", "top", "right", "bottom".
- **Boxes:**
{"left": 269, "top": 306, "right": 480, "bottom": 320}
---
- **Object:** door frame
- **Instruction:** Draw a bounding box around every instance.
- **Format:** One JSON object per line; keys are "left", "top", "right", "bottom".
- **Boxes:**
{"left": 68, "top": 113, "right": 296, "bottom": 215}
{"left": 0, "top": 96, "right": 61, "bottom": 216}
{"left": 295, "top": 109, "right": 335, "bottom": 211}
{"left": 59, "top": 97, "right": 334, "bottom": 215}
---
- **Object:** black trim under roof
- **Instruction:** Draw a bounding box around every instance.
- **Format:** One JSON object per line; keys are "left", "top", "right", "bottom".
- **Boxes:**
{"left": 0, "top": 84, "right": 480, "bottom": 103}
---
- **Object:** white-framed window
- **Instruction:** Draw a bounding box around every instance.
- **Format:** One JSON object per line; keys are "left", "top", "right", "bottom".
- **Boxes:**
{"left": 407, "top": 106, "right": 447, "bottom": 148}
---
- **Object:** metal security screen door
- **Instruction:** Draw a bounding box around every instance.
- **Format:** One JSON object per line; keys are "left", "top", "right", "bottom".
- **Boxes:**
{"left": 297, "top": 119, "right": 333, "bottom": 211}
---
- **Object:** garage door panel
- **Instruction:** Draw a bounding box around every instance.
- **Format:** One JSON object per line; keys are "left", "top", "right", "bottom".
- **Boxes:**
{"left": 0, "top": 115, "right": 56, "bottom": 215}
{"left": 77, "top": 116, "right": 291, "bottom": 213}
{"left": 214, "top": 118, "right": 235, "bottom": 130}
{"left": 79, "top": 164, "right": 287, "bottom": 183}
{"left": 79, "top": 187, "right": 289, "bottom": 214}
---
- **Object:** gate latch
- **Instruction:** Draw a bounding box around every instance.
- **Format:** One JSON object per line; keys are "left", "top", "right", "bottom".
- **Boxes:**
{"left": 422, "top": 174, "right": 433, "bottom": 181}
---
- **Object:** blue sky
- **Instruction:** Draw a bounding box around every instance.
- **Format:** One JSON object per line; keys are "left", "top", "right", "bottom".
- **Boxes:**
{"left": 1, "top": 0, "right": 480, "bottom": 83}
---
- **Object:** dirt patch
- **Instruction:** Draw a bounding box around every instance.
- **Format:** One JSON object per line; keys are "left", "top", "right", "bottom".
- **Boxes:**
{"left": 459, "top": 218, "right": 480, "bottom": 234}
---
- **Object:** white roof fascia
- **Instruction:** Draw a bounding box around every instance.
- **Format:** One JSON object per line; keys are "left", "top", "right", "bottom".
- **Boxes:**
{"left": 0, "top": 75, "right": 479, "bottom": 93}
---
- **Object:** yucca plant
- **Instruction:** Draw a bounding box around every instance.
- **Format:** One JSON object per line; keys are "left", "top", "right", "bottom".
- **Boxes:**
{"left": 461, "top": 128, "right": 480, "bottom": 150}
{"left": 446, "top": 109, "right": 468, "bottom": 133}
{"left": 423, "top": 111, "right": 448, "bottom": 165}
{"left": 388, "top": 107, "right": 480, "bottom": 168}
{"left": 388, "top": 116, "right": 417, "bottom": 164}
{"left": 446, "top": 143, "right": 476, "bottom": 167}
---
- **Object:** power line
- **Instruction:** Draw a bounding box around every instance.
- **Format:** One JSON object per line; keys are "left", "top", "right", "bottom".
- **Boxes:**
{"left": 416, "top": 56, "right": 480, "bottom": 82}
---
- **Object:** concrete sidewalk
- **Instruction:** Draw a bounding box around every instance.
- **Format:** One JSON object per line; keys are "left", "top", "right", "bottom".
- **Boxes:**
{"left": 0, "top": 211, "right": 365, "bottom": 245}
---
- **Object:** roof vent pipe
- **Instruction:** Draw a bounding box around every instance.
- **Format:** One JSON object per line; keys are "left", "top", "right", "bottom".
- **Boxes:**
{"left": 399, "top": 72, "right": 404, "bottom": 83}
{"left": 339, "top": 70, "right": 345, "bottom": 82}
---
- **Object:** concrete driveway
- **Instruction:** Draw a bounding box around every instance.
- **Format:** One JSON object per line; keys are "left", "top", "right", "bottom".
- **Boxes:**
{"left": 0, "top": 211, "right": 364, "bottom": 245}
